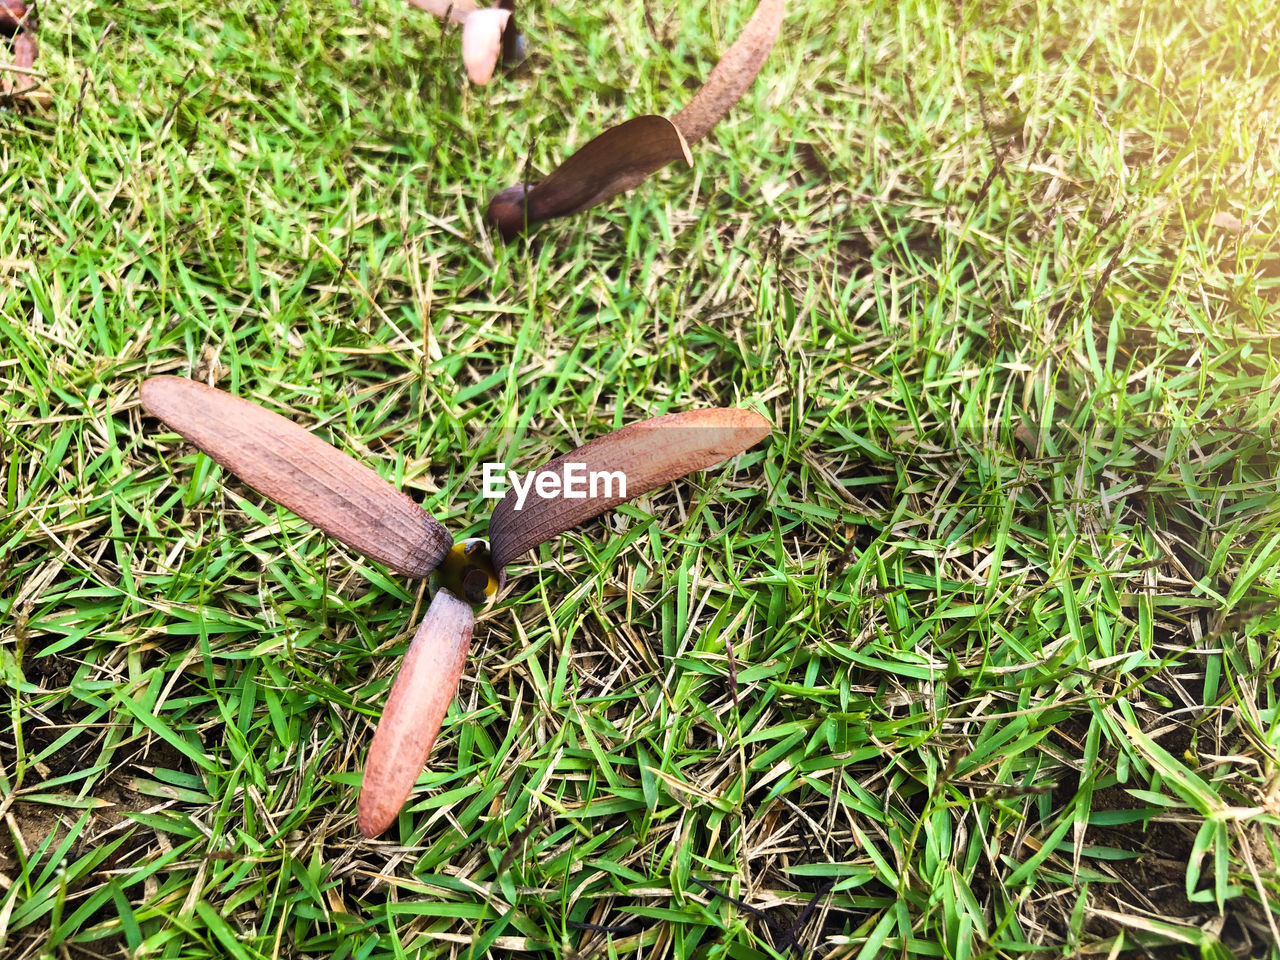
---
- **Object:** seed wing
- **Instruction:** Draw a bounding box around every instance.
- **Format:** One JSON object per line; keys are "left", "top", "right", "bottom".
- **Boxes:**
{"left": 357, "top": 589, "right": 475, "bottom": 838}
{"left": 141, "top": 377, "right": 452, "bottom": 578}
{"left": 486, "top": 408, "right": 769, "bottom": 578}
{"left": 486, "top": 116, "right": 691, "bottom": 239}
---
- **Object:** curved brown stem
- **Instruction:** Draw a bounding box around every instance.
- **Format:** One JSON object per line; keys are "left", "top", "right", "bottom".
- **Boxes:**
{"left": 485, "top": 0, "right": 785, "bottom": 237}
{"left": 487, "top": 407, "right": 769, "bottom": 578}
{"left": 357, "top": 589, "right": 474, "bottom": 838}
{"left": 140, "top": 377, "right": 453, "bottom": 578}
{"left": 671, "top": 0, "right": 785, "bottom": 144}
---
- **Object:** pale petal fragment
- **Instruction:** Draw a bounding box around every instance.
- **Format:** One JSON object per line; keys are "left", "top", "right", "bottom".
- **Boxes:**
{"left": 461, "top": 8, "right": 511, "bottom": 85}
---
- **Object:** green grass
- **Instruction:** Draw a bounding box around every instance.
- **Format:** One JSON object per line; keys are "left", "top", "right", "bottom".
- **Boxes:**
{"left": 3, "top": 0, "right": 1280, "bottom": 957}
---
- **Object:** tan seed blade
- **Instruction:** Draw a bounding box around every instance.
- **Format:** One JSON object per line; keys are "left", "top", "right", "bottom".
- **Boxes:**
{"left": 487, "top": 408, "right": 769, "bottom": 577}
{"left": 11, "top": 30, "right": 34, "bottom": 70}
{"left": 140, "top": 377, "right": 452, "bottom": 578}
{"left": 672, "top": 0, "right": 786, "bottom": 145}
{"left": 486, "top": 115, "right": 691, "bottom": 239}
{"left": 357, "top": 589, "right": 474, "bottom": 838}
{"left": 461, "top": 8, "right": 511, "bottom": 85}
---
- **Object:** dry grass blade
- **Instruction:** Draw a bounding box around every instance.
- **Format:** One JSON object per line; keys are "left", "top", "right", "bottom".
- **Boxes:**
{"left": 357, "top": 590, "right": 475, "bottom": 838}
{"left": 487, "top": 408, "right": 769, "bottom": 576}
{"left": 486, "top": 115, "right": 691, "bottom": 239}
{"left": 672, "top": 0, "right": 785, "bottom": 143}
{"left": 140, "top": 377, "right": 453, "bottom": 578}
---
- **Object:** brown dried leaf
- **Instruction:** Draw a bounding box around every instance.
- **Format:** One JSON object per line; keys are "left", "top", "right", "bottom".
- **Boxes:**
{"left": 140, "top": 377, "right": 453, "bottom": 578}
{"left": 486, "top": 115, "right": 691, "bottom": 239}
{"left": 486, "top": 0, "right": 784, "bottom": 238}
{"left": 487, "top": 407, "right": 770, "bottom": 577}
{"left": 357, "top": 590, "right": 474, "bottom": 838}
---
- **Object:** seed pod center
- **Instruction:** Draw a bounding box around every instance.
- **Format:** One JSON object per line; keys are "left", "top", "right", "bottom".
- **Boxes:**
{"left": 437, "top": 538, "right": 499, "bottom": 607}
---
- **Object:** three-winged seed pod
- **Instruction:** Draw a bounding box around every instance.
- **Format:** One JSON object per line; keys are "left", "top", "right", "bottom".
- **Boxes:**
{"left": 140, "top": 377, "right": 769, "bottom": 837}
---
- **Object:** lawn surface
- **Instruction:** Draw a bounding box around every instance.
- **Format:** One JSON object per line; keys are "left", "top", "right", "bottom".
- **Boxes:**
{"left": 2, "top": 0, "right": 1279, "bottom": 957}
